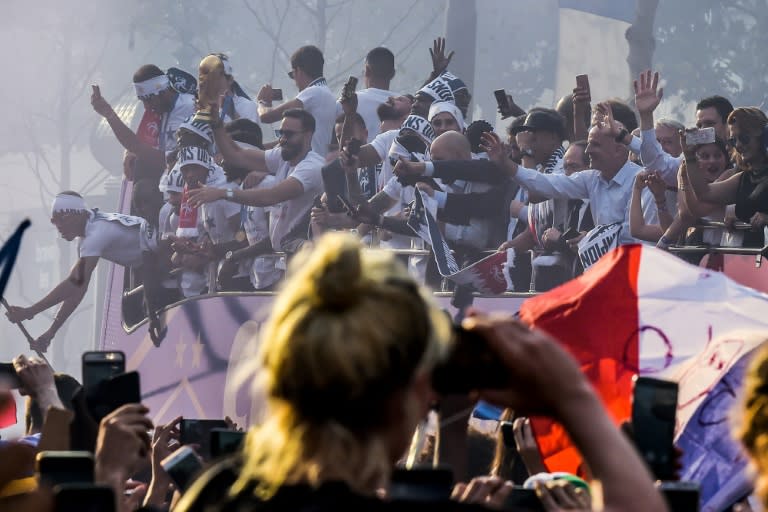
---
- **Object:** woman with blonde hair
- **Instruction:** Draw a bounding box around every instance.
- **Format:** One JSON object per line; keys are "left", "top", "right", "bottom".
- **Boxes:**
{"left": 176, "top": 232, "right": 666, "bottom": 511}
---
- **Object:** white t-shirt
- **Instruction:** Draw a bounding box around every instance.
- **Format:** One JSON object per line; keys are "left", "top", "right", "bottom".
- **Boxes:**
{"left": 243, "top": 175, "right": 283, "bottom": 289}
{"left": 296, "top": 80, "right": 337, "bottom": 157}
{"left": 264, "top": 147, "right": 324, "bottom": 251}
{"left": 227, "top": 94, "right": 259, "bottom": 123}
{"left": 79, "top": 211, "right": 156, "bottom": 267}
{"left": 201, "top": 182, "right": 242, "bottom": 244}
{"left": 369, "top": 129, "right": 399, "bottom": 191}
{"left": 336, "top": 88, "right": 396, "bottom": 142}
{"left": 161, "top": 93, "right": 196, "bottom": 153}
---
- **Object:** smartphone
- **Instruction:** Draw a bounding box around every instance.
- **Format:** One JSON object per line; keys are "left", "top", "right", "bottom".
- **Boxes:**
{"left": 575, "top": 74, "right": 590, "bottom": 91}
{"left": 685, "top": 127, "right": 716, "bottom": 146}
{"left": 321, "top": 159, "right": 348, "bottom": 214}
{"left": 81, "top": 351, "right": 125, "bottom": 394}
{"left": 161, "top": 445, "right": 204, "bottom": 492}
{"left": 271, "top": 88, "right": 283, "bottom": 101}
{"left": 87, "top": 371, "right": 141, "bottom": 422}
{"left": 346, "top": 138, "right": 362, "bottom": 156}
{"left": 494, "top": 89, "right": 511, "bottom": 117}
{"left": 210, "top": 428, "right": 246, "bottom": 458}
{"left": 104, "top": 371, "right": 141, "bottom": 408}
{"left": 54, "top": 483, "right": 115, "bottom": 512}
{"left": 180, "top": 419, "right": 228, "bottom": 459}
{"left": 432, "top": 325, "right": 511, "bottom": 394}
{"left": 0, "top": 362, "right": 21, "bottom": 389}
{"left": 658, "top": 481, "right": 700, "bottom": 512}
{"left": 632, "top": 376, "right": 679, "bottom": 481}
{"left": 36, "top": 451, "right": 94, "bottom": 488}
{"left": 388, "top": 467, "right": 453, "bottom": 502}
{"left": 341, "top": 76, "right": 358, "bottom": 101}
{"left": 503, "top": 486, "right": 546, "bottom": 512}
{"left": 562, "top": 227, "right": 581, "bottom": 241}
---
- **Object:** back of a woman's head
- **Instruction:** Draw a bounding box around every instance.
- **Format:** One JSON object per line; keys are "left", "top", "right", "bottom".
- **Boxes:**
{"left": 237, "top": 233, "right": 450, "bottom": 497}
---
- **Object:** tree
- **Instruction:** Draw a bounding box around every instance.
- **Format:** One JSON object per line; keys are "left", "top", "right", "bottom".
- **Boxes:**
{"left": 653, "top": 0, "right": 768, "bottom": 119}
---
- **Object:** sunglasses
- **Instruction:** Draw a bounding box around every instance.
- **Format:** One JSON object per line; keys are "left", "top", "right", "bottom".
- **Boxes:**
{"left": 288, "top": 70, "right": 295, "bottom": 80}
{"left": 275, "top": 129, "right": 305, "bottom": 139}
{"left": 727, "top": 133, "right": 754, "bottom": 147}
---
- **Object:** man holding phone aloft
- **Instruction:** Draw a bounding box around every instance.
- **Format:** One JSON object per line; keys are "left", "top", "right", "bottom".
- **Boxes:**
{"left": 257, "top": 45, "right": 336, "bottom": 157}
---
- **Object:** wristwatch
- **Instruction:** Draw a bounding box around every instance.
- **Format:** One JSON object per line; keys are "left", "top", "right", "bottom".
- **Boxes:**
{"left": 225, "top": 250, "right": 234, "bottom": 261}
{"left": 225, "top": 188, "right": 234, "bottom": 200}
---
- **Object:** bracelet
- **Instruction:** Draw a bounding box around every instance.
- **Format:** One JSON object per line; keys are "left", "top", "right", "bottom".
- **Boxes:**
{"left": 257, "top": 100, "right": 271, "bottom": 107}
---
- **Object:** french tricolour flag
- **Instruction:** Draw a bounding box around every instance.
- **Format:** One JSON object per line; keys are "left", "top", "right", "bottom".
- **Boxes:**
{"left": 522, "top": 244, "right": 766, "bottom": 510}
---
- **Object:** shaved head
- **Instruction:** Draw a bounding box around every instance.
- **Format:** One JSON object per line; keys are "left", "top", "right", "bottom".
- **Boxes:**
{"left": 430, "top": 131, "right": 471, "bottom": 161}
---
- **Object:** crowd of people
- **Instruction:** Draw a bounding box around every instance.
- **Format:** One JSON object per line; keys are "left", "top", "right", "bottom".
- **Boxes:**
{"left": 2, "top": 232, "right": 768, "bottom": 511}
{"left": 4, "top": 37, "right": 768, "bottom": 349}
{"left": 0, "top": 33, "right": 767, "bottom": 511}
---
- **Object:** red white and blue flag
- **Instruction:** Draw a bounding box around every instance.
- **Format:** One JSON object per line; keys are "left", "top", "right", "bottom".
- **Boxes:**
{"left": 522, "top": 244, "right": 766, "bottom": 510}
{"left": 408, "top": 189, "right": 509, "bottom": 294}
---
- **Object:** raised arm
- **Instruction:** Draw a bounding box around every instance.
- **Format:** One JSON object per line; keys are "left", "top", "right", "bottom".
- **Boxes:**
{"left": 471, "top": 316, "right": 668, "bottom": 512}
{"left": 256, "top": 84, "right": 304, "bottom": 124}
{"left": 212, "top": 103, "right": 268, "bottom": 172}
{"left": 188, "top": 177, "right": 304, "bottom": 208}
{"left": 90, "top": 85, "right": 164, "bottom": 169}
{"left": 634, "top": 71, "right": 679, "bottom": 184}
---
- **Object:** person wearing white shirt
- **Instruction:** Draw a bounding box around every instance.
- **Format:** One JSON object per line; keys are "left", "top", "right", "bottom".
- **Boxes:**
{"left": 335, "top": 47, "right": 398, "bottom": 142}
{"left": 482, "top": 121, "right": 658, "bottom": 247}
{"left": 256, "top": 45, "right": 336, "bottom": 157}
{"left": 90, "top": 64, "right": 196, "bottom": 180}
{"left": 189, "top": 108, "right": 323, "bottom": 256}
{"left": 5, "top": 192, "right": 160, "bottom": 351}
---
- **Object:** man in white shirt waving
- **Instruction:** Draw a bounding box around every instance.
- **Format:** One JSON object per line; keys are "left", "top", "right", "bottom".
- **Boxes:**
{"left": 188, "top": 108, "right": 324, "bottom": 256}
{"left": 5, "top": 192, "right": 161, "bottom": 351}
{"left": 256, "top": 45, "right": 337, "bottom": 157}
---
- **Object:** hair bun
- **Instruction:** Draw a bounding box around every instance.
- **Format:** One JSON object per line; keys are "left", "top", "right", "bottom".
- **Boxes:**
{"left": 312, "top": 234, "right": 363, "bottom": 310}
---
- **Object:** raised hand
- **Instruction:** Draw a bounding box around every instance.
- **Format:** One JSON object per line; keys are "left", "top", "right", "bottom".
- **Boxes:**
{"left": 256, "top": 84, "right": 274, "bottom": 104}
{"left": 479, "top": 131, "right": 507, "bottom": 167}
{"left": 429, "top": 37, "right": 454, "bottom": 75}
{"left": 592, "top": 102, "right": 624, "bottom": 139}
{"left": 645, "top": 170, "right": 667, "bottom": 199}
{"left": 90, "top": 85, "right": 115, "bottom": 118}
{"left": 633, "top": 70, "right": 663, "bottom": 115}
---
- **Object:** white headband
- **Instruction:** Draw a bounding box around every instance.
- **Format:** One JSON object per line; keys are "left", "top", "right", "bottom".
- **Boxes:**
{"left": 428, "top": 101, "right": 466, "bottom": 131}
{"left": 134, "top": 75, "right": 170, "bottom": 100}
{"left": 179, "top": 114, "right": 214, "bottom": 144}
{"left": 400, "top": 114, "right": 436, "bottom": 145}
{"left": 159, "top": 164, "right": 185, "bottom": 193}
{"left": 51, "top": 194, "right": 87, "bottom": 216}
{"left": 419, "top": 76, "right": 455, "bottom": 104}
{"left": 178, "top": 146, "right": 212, "bottom": 170}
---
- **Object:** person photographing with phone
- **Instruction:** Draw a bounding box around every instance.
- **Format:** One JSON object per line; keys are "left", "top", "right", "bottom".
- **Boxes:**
{"left": 174, "top": 232, "right": 666, "bottom": 512}
{"left": 257, "top": 45, "right": 337, "bottom": 157}
{"left": 683, "top": 107, "right": 768, "bottom": 247}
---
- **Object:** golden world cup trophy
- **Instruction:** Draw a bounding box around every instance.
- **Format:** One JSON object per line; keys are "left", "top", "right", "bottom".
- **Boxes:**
{"left": 182, "top": 54, "right": 231, "bottom": 149}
